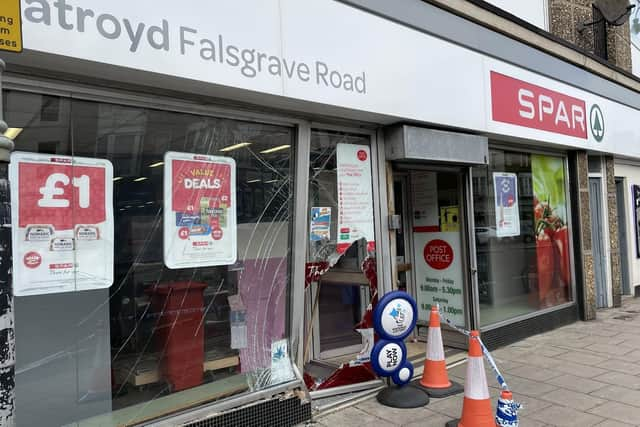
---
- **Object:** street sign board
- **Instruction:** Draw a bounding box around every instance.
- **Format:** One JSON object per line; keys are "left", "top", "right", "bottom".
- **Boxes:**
{"left": 0, "top": 0, "right": 22, "bottom": 53}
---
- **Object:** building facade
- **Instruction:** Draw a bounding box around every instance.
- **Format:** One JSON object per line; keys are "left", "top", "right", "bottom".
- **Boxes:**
{"left": 1, "top": 0, "right": 639, "bottom": 426}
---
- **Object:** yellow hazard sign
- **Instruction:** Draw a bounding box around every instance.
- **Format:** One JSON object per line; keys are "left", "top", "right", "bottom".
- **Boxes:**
{"left": 0, "top": 0, "right": 22, "bottom": 53}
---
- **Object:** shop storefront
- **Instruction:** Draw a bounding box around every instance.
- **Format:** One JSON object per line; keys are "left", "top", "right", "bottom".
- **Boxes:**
{"left": 2, "top": 0, "right": 640, "bottom": 425}
{"left": 613, "top": 160, "right": 640, "bottom": 298}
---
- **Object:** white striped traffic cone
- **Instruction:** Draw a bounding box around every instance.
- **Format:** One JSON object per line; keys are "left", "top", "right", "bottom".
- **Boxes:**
{"left": 447, "top": 330, "right": 496, "bottom": 427}
{"left": 416, "top": 306, "right": 462, "bottom": 397}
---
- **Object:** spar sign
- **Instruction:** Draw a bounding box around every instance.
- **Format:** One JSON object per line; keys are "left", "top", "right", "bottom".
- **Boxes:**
{"left": 490, "top": 71, "right": 604, "bottom": 142}
{"left": 163, "top": 151, "right": 236, "bottom": 269}
{"left": 9, "top": 152, "right": 114, "bottom": 296}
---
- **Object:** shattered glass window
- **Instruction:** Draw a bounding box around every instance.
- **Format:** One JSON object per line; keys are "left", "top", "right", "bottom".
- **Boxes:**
{"left": 5, "top": 90, "right": 296, "bottom": 426}
{"left": 304, "top": 130, "right": 379, "bottom": 391}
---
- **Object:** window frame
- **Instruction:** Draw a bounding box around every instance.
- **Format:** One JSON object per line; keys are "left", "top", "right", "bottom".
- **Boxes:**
{"left": 475, "top": 142, "right": 578, "bottom": 332}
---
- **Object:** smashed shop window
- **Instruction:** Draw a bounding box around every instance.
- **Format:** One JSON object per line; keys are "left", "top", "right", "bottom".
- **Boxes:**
{"left": 6, "top": 91, "right": 297, "bottom": 426}
{"left": 303, "top": 130, "right": 379, "bottom": 391}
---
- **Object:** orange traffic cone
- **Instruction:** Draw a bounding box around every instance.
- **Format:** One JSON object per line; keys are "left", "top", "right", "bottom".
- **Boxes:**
{"left": 446, "top": 330, "right": 497, "bottom": 427}
{"left": 415, "top": 306, "right": 462, "bottom": 397}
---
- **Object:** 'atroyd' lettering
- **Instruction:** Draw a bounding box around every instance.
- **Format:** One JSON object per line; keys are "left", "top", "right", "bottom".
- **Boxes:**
{"left": 24, "top": 0, "right": 366, "bottom": 94}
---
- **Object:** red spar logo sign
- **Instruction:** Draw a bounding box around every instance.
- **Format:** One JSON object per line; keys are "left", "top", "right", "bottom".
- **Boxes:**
{"left": 490, "top": 71, "right": 587, "bottom": 139}
{"left": 18, "top": 162, "right": 106, "bottom": 230}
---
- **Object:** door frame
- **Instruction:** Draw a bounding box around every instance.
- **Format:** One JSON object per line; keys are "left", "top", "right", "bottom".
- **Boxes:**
{"left": 390, "top": 163, "right": 477, "bottom": 349}
{"left": 615, "top": 177, "right": 632, "bottom": 295}
{"left": 305, "top": 123, "right": 383, "bottom": 362}
{"left": 588, "top": 175, "right": 610, "bottom": 308}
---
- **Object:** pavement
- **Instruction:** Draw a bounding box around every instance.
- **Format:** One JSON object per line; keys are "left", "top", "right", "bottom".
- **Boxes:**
{"left": 309, "top": 296, "right": 640, "bottom": 427}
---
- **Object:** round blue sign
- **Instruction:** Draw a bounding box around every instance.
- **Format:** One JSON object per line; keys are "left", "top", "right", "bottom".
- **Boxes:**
{"left": 370, "top": 339, "right": 408, "bottom": 377}
{"left": 392, "top": 361, "right": 414, "bottom": 386}
{"left": 373, "top": 290, "right": 418, "bottom": 341}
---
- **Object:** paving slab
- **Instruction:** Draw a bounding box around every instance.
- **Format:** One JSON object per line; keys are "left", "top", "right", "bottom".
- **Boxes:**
{"left": 551, "top": 361, "right": 609, "bottom": 378}
{"left": 556, "top": 350, "right": 610, "bottom": 366}
{"left": 402, "top": 410, "right": 451, "bottom": 427}
{"left": 599, "top": 358, "right": 640, "bottom": 375}
{"left": 422, "top": 394, "right": 465, "bottom": 419}
{"left": 588, "top": 401, "right": 640, "bottom": 425}
{"left": 500, "top": 375, "right": 559, "bottom": 397}
{"left": 503, "top": 364, "right": 561, "bottom": 382}
{"left": 539, "top": 387, "right": 607, "bottom": 411}
{"left": 589, "top": 384, "right": 640, "bottom": 408}
{"left": 316, "top": 406, "right": 397, "bottom": 427}
{"left": 593, "top": 420, "right": 636, "bottom": 427}
{"left": 516, "top": 417, "right": 553, "bottom": 427}
{"left": 546, "top": 374, "right": 608, "bottom": 394}
{"left": 591, "top": 372, "right": 640, "bottom": 390}
{"left": 527, "top": 404, "right": 605, "bottom": 426}
{"left": 355, "top": 397, "right": 434, "bottom": 425}
{"left": 584, "top": 343, "right": 637, "bottom": 357}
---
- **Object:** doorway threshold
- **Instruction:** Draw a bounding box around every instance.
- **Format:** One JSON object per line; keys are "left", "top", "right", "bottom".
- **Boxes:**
{"left": 308, "top": 348, "right": 466, "bottom": 417}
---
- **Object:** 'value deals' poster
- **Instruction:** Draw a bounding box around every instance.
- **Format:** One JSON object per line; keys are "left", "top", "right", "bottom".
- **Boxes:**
{"left": 10, "top": 152, "right": 114, "bottom": 296}
{"left": 164, "top": 151, "right": 236, "bottom": 269}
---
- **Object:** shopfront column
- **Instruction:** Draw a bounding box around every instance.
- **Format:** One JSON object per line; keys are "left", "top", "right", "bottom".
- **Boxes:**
{"left": 572, "top": 151, "right": 597, "bottom": 320}
{"left": 605, "top": 156, "right": 623, "bottom": 308}
{"left": 0, "top": 58, "right": 15, "bottom": 427}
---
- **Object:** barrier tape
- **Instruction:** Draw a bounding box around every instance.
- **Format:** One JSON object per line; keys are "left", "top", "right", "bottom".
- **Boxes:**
{"left": 436, "top": 305, "right": 509, "bottom": 391}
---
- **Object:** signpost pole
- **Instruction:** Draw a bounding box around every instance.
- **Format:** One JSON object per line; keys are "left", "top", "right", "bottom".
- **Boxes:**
{"left": 0, "top": 58, "right": 16, "bottom": 427}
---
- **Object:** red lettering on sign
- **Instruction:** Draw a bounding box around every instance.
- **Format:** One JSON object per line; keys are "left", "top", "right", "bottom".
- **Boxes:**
{"left": 490, "top": 71, "right": 587, "bottom": 139}
{"left": 423, "top": 239, "right": 453, "bottom": 270}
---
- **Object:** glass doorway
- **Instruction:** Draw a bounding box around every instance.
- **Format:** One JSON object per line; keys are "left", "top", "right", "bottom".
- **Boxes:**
{"left": 393, "top": 167, "right": 473, "bottom": 350}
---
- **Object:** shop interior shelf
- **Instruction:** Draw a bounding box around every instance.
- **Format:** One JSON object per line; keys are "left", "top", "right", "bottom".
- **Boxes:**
{"left": 113, "top": 350, "right": 240, "bottom": 388}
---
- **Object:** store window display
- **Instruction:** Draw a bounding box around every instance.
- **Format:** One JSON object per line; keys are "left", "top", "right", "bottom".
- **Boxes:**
{"left": 472, "top": 149, "right": 573, "bottom": 326}
{"left": 3, "top": 90, "right": 295, "bottom": 426}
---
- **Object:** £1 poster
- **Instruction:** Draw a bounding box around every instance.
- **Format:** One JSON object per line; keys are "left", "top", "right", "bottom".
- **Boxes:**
{"left": 164, "top": 151, "right": 237, "bottom": 269}
{"left": 9, "top": 152, "right": 114, "bottom": 296}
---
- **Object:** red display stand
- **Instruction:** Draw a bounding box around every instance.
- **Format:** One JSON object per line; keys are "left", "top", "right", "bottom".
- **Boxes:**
{"left": 149, "top": 282, "right": 208, "bottom": 392}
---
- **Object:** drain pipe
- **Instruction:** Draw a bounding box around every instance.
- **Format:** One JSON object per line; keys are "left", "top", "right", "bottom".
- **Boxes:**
{"left": 0, "top": 58, "right": 16, "bottom": 427}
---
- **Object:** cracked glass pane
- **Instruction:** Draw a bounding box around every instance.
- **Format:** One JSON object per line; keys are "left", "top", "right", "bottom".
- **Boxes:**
{"left": 4, "top": 89, "right": 296, "bottom": 426}
{"left": 304, "top": 130, "right": 378, "bottom": 391}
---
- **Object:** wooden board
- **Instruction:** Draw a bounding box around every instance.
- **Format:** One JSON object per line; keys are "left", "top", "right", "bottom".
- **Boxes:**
{"left": 114, "top": 353, "right": 240, "bottom": 388}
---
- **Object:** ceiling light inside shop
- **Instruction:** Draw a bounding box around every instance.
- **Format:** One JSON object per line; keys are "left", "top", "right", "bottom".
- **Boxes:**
{"left": 247, "top": 179, "right": 261, "bottom": 183}
{"left": 265, "top": 179, "right": 279, "bottom": 184}
{"left": 133, "top": 177, "right": 148, "bottom": 182}
{"left": 259, "top": 145, "right": 290, "bottom": 154}
{"left": 148, "top": 161, "right": 164, "bottom": 168}
{"left": 3, "top": 128, "right": 23, "bottom": 140}
{"left": 220, "top": 142, "right": 251, "bottom": 152}
{"left": 113, "top": 177, "right": 123, "bottom": 182}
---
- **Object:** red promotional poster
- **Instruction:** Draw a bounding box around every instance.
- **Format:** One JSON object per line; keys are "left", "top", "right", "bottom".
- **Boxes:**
{"left": 532, "top": 154, "right": 571, "bottom": 308}
{"left": 10, "top": 152, "right": 114, "bottom": 296}
{"left": 164, "top": 151, "right": 236, "bottom": 269}
{"left": 490, "top": 71, "right": 588, "bottom": 139}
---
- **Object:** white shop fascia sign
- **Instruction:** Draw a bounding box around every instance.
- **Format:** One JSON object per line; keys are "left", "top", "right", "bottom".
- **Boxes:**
{"left": 18, "top": 0, "right": 640, "bottom": 158}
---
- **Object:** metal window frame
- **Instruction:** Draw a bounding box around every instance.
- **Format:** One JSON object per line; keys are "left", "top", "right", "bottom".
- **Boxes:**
{"left": 303, "top": 123, "right": 383, "bottom": 362}
{"left": 475, "top": 143, "right": 579, "bottom": 332}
